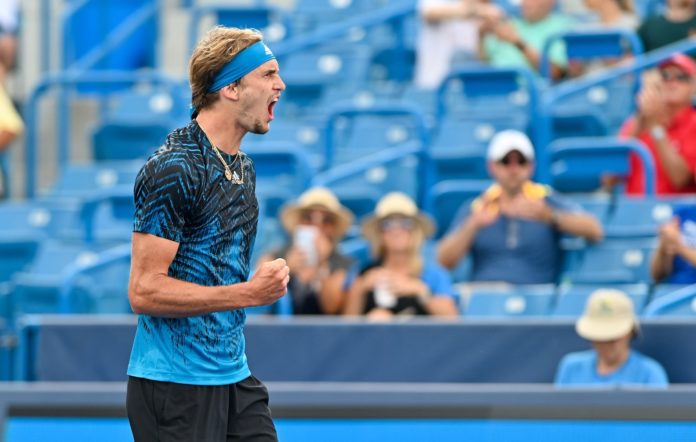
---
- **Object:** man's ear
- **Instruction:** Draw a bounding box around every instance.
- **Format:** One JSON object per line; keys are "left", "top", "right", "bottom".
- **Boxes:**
{"left": 220, "top": 82, "right": 240, "bottom": 101}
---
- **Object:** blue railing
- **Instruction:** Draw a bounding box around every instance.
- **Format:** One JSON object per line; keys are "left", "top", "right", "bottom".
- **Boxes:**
{"left": 536, "top": 38, "right": 696, "bottom": 184}
{"left": 24, "top": 71, "right": 181, "bottom": 198}
{"left": 643, "top": 284, "right": 696, "bottom": 317}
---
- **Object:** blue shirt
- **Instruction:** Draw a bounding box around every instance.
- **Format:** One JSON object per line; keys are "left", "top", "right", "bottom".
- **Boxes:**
{"left": 667, "top": 205, "right": 696, "bottom": 284}
{"left": 127, "top": 121, "right": 259, "bottom": 385}
{"left": 554, "top": 350, "right": 669, "bottom": 388}
{"left": 449, "top": 191, "right": 578, "bottom": 284}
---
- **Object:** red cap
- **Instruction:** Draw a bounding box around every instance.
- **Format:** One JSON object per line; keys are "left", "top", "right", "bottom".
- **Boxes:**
{"left": 659, "top": 53, "right": 696, "bottom": 77}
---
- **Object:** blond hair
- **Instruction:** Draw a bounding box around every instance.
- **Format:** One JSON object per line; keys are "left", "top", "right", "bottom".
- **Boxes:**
{"left": 189, "top": 27, "right": 263, "bottom": 113}
{"left": 369, "top": 221, "right": 425, "bottom": 277}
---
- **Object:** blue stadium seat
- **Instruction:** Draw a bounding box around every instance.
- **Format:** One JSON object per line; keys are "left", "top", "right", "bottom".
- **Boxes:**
{"left": 46, "top": 161, "right": 141, "bottom": 198}
{"left": 11, "top": 241, "right": 110, "bottom": 316}
{"left": 92, "top": 120, "right": 170, "bottom": 161}
{"left": 280, "top": 45, "right": 372, "bottom": 112}
{"left": 62, "top": 0, "right": 158, "bottom": 92}
{"left": 549, "top": 137, "right": 656, "bottom": 194}
{"left": 553, "top": 283, "right": 649, "bottom": 317}
{"left": 562, "top": 241, "right": 657, "bottom": 285}
{"left": 431, "top": 114, "right": 528, "bottom": 181}
{"left": 429, "top": 179, "right": 492, "bottom": 238}
{"left": 464, "top": 284, "right": 556, "bottom": 317}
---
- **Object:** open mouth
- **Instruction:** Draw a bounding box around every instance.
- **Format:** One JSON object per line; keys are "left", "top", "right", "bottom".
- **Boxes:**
{"left": 268, "top": 98, "right": 279, "bottom": 120}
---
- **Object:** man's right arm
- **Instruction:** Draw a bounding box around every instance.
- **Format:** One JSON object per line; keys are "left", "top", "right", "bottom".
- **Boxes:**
{"left": 436, "top": 217, "right": 480, "bottom": 270}
{"left": 128, "top": 232, "right": 288, "bottom": 318}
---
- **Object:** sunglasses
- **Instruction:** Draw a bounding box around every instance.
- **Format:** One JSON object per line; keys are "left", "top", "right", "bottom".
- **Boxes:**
{"left": 660, "top": 70, "right": 692, "bottom": 83}
{"left": 499, "top": 156, "right": 529, "bottom": 166}
{"left": 300, "top": 210, "right": 335, "bottom": 226}
{"left": 379, "top": 217, "right": 416, "bottom": 232}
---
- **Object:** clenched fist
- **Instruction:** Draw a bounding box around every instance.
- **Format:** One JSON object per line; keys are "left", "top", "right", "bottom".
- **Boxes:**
{"left": 247, "top": 258, "right": 290, "bottom": 307}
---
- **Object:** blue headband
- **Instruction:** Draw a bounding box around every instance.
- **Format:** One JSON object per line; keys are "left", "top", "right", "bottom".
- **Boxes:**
{"left": 190, "top": 41, "right": 275, "bottom": 117}
{"left": 209, "top": 41, "right": 276, "bottom": 93}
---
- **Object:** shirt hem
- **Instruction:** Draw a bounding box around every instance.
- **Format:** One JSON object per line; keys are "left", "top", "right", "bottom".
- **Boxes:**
{"left": 127, "top": 366, "right": 252, "bottom": 386}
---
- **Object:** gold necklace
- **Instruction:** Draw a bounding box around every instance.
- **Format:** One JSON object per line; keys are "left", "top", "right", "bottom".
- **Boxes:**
{"left": 212, "top": 144, "right": 244, "bottom": 185}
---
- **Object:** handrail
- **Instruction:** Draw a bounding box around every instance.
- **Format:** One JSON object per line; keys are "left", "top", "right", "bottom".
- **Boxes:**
{"left": 57, "top": 243, "right": 132, "bottom": 314}
{"left": 549, "top": 137, "right": 657, "bottom": 195}
{"left": 320, "top": 103, "right": 434, "bottom": 211}
{"left": 536, "top": 38, "right": 696, "bottom": 184}
{"left": 312, "top": 142, "right": 422, "bottom": 187}
{"left": 540, "top": 28, "right": 644, "bottom": 80}
{"left": 643, "top": 284, "right": 696, "bottom": 317}
{"left": 24, "top": 71, "right": 181, "bottom": 198}
{"left": 272, "top": 1, "right": 415, "bottom": 57}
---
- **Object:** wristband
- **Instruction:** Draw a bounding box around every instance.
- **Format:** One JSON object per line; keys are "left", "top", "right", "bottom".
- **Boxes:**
{"left": 514, "top": 40, "right": 526, "bottom": 51}
{"left": 650, "top": 125, "right": 666, "bottom": 142}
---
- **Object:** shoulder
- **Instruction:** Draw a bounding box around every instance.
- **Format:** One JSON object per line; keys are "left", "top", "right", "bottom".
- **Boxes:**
{"left": 559, "top": 350, "right": 594, "bottom": 368}
{"left": 631, "top": 351, "right": 666, "bottom": 372}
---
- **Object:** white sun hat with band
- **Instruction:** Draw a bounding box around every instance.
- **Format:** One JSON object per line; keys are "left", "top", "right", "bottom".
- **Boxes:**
{"left": 575, "top": 289, "right": 639, "bottom": 342}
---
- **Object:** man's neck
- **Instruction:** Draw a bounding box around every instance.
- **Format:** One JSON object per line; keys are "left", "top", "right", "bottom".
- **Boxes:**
{"left": 597, "top": 350, "right": 630, "bottom": 375}
{"left": 196, "top": 109, "right": 245, "bottom": 155}
{"left": 666, "top": 5, "right": 696, "bottom": 22}
{"left": 597, "top": 2, "right": 623, "bottom": 24}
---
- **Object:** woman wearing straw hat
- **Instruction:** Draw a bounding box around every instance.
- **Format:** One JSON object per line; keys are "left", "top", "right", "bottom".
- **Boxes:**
{"left": 344, "top": 192, "right": 459, "bottom": 318}
{"left": 554, "top": 289, "right": 668, "bottom": 388}
{"left": 258, "top": 187, "right": 355, "bottom": 315}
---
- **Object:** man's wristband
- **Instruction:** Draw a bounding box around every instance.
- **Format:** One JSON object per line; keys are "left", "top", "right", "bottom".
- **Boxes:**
{"left": 650, "top": 125, "right": 666, "bottom": 142}
{"left": 514, "top": 40, "right": 526, "bottom": 51}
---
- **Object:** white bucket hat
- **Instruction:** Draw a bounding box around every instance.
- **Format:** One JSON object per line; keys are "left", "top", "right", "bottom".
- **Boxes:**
{"left": 576, "top": 289, "right": 639, "bottom": 342}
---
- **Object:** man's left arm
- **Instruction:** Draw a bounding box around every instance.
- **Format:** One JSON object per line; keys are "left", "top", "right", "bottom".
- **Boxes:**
{"left": 545, "top": 197, "right": 604, "bottom": 243}
{"left": 650, "top": 125, "right": 693, "bottom": 189}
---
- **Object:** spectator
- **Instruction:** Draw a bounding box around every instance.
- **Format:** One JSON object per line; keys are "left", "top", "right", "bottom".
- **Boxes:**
{"left": 258, "top": 187, "right": 354, "bottom": 315}
{"left": 584, "top": 0, "right": 638, "bottom": 28}
{"left": 637, "top": 0, "right": 696, "bottom": 55}
{"left": 415, "top": 0, "right": 504, "bottom": 89}
{"left": 344, "top": 192, "right": 459, "bottom": 318}
{"left": 0, "top": 81, "right": 22, "bottom": 198}
{"left": 437, "top": 130, "right": 603, "bottom": 284}
{"left": 618, "top": 53, "right": 696, "bottom": 195}
{"left": 555, "top": 289, "right": 669, "bottom": 388}
{"left": 651, "top": 205, "right": 696, "bottom": 284}
{"left": 0, "top": 0, "right": 18, "bottom": 82}
{"left": 479, "top": 0, "right": 574, "bottom": 80}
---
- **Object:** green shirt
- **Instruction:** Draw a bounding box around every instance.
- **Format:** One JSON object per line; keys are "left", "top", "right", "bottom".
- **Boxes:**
{"left": 638, "top": 14, "right": 696, "bottom": 54}
{"left": 483, "top": 13, "right": 574, "bottom": 74}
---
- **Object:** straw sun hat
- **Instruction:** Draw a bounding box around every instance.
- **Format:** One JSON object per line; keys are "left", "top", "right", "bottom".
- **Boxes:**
{"left": 280, "top": 187, "right": 354, "bottom": 239}
{"left": 575, "top": 289, "right": 639, "bottom": 342}
{"left": 362, "top": 192, "right": 435, "bottom": 243}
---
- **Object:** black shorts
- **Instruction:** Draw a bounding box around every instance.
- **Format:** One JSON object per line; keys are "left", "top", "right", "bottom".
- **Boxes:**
{"left": 127, "top": 375, "right": 278, "bottom": 442}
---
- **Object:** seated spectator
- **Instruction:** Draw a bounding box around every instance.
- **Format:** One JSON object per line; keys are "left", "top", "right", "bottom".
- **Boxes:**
{"left": 638, "top": 0, "right": 696, "bottom": 56}
{"left": 0, "top": 81, "right": 22, "bottom": 198}
{"left": 584, "top": 0, "right": 638, "bottom": 28}
{"left": 415, "top": 0, "right": 504, "bottom": 89}
{"left": 257, "top": 187, "right": 354, "bottom": 315}
{"left": 555, "top": 289, "right": 669, "bottom": 388}
{"left": 478, "top": 0, "right": 574, "bottom": 80}
{"left": 344, "top": 192, "right": 459, "bottom": 318}
{"left": 437, "top": 130, "right": 603, "bottom": 284}
{"left": 651, "top": 205, "right": 696, "bottom": 283}
{"left": 0, "top": 0, "right": 19, "bottom": 82}
{"left": 617, "top": 53, "right": 696, "bottom": 195}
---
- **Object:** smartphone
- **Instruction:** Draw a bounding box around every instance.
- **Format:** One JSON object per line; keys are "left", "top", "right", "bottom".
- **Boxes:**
{"left": 294, "top": 225, "right": 318, "bottom": 266}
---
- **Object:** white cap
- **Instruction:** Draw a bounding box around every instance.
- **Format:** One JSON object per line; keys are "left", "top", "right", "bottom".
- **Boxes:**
{"left": 487, "top": 129, "right": 535, "bottom": 162}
